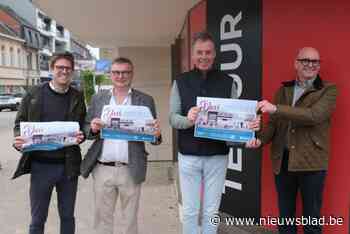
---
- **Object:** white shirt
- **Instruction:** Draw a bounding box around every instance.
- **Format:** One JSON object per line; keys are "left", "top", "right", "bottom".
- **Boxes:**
{"left": 99, "top": 89, "right": 132, "bottom": 163}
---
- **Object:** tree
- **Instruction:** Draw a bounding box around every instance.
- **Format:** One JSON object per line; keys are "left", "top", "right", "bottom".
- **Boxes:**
{"left": 95, "top": 74, "right": 107, "bottom": 88}
{"left": 81, "top": 70, "right": 95, "bottom": 105}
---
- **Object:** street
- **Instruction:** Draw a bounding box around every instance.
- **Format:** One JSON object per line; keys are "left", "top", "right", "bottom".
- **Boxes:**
{"left": 0, "top": 111, "right": 180, "bottom": 234}
{"left": 0, "top": 110, "right": 16, "bottom": 131}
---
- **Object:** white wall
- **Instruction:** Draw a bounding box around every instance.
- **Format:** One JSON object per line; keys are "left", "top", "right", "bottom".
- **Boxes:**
{"left": 118, "top": 46, "right": 173, "bottom": 161}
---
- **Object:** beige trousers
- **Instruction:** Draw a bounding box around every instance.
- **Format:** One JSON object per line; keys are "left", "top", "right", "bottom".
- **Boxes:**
{"left": 92, "top": 163, "right": 141, "bottom": 234}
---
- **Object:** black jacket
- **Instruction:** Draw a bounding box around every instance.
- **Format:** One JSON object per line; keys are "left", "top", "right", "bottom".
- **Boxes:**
{"left": 12, "top": 83, "right": 86, "bottom": 179}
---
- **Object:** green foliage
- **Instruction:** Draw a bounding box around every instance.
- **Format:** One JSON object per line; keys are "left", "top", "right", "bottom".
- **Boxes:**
{"left": 100, "top": 78, "right": 112, "bottom": 85}
{"left": 82, "top": 70, "right": 95, "bottom": 105}
{"left": 95, "top": 74, "right": 107, "bottom": 86}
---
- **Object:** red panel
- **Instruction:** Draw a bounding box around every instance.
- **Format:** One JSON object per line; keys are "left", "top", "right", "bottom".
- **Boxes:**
{"left": 0, "top": 10, "right": 21, "bottom": 33}
{"left": 262, "top": 0, "right": 350, "bottom": 233}
{"left": 189, "top": 1, "right": 207, "bottom": 69}
{"left": 180, "top": 16, "right": 190, "bottom": 73}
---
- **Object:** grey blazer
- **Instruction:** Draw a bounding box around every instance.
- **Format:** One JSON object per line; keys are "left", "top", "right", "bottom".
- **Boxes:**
{"left": 80, "top": 89, "right": 161, "bottom": 184}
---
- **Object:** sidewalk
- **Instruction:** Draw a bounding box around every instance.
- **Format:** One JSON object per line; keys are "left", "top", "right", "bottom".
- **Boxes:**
{"left": 173, "top": 162, "right": 277, "bottom": 234}
{"left": 0, "top": 136, "right": 180, "bottom": 234}
{"left": 0, "top": 129, "right": 275, "bottom": 234}
{"left": 0, "top": 160, "right": 180, "bottom": 234}
{"left": 0, "top": 159, "right": 276, "bottom": 234}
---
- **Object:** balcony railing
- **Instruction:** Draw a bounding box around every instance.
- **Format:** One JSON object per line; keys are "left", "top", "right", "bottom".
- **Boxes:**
{"left": 56, "top": 31, "right": 65, "bottom": 38}
{"left": 39, "top": 22, "right": 51, "bottom": 32}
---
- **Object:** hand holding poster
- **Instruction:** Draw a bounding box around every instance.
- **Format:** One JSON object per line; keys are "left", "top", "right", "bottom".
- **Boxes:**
{"left": 20, "top": 122, "right": 80, "bottom": 152}
{"left": 194, "top": 97, "right": 257, "bottom": 143}
{"left": 101, "top": 105, "right": 156, "bottom": 142}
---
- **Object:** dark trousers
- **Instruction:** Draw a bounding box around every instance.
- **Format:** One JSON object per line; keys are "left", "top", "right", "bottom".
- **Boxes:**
{"left": 275, "top": 149, "right": 326, "bottom": 234}
{"left": 29, "top": 161, "right": 78, "bottom": 234}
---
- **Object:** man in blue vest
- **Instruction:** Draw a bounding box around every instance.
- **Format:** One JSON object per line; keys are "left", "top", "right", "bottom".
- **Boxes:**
{"left": 169, "top": 31, "right": 260, "bottom": 234}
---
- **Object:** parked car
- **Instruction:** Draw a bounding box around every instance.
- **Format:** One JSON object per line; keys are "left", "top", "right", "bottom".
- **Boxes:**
{"left": 0, "top": 94, "right": 17, "bottom": 111}
{"left": 12, "top": 93, "right": 24, "bottom": 107}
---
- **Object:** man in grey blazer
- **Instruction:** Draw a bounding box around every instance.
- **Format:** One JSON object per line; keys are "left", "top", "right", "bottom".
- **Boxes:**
{"left": 80, "top": 57, "right": 162, "bottom": 234}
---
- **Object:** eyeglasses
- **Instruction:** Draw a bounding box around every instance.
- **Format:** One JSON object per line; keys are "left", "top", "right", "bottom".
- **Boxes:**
{"left": 54, "top": 65, "right": 72, "bottom": 72}
{"left": 111, "top": 70, "right": 132, "bottom": 76}
{"left": 297, "top": 58, "right": 321, "bottom": 67}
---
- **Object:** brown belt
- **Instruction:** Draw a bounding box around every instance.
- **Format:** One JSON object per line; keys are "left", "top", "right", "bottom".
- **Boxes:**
{"left": 97, "top": 160, "right": 128, "bottom": 167}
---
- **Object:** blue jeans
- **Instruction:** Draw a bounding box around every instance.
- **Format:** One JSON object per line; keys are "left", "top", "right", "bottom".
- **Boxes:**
{"left": 178, "top": 153, "right": 228, "bottom": 234}
{"left": 29, "top": 161, "right": 78, "bottom": 234}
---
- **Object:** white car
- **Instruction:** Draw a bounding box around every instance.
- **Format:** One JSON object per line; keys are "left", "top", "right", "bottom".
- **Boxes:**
{"left": 12, "top": 93, "right": 24, "bottom": 106}
{"left": 0, "top": 94, "right": 17, "bottom": 111}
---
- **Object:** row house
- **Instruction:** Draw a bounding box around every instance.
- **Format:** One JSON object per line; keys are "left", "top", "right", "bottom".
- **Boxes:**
{"left": 36, "top": 9, "right": 71, "bottom": 81}
{"left": 0, "top": 4, "right": 40, "bottom": 93}
{"left": 0, "top": 1, "right": 95, "bottom": 87}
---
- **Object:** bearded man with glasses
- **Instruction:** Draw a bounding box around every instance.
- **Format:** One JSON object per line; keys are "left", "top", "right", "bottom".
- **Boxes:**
{"left": 255, "top": 47, "right": 337, "bottom": 234}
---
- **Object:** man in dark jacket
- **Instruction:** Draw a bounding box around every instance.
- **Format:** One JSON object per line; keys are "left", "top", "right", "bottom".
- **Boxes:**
{"left": 257, "top": 47, "right": 337, "bottom": 234}
{"left": 13, "top": 52, "right": 86, "bottom": 234}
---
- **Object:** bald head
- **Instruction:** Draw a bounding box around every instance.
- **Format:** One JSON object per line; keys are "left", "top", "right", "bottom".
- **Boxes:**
{"left": 296, "top": 47, "right": 320, "bottom": 60}
{"left": 294, "top": 47, "right": 321, "bottom": 81}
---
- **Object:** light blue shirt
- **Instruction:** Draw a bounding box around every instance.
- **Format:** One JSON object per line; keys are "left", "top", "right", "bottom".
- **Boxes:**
{"left": 292, "top": 77, "right": 316, "bottom": 106}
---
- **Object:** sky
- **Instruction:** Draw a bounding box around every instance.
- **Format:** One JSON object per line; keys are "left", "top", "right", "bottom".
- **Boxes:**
{"left": 86, "top": 45, "right": 100, "bottom": 59}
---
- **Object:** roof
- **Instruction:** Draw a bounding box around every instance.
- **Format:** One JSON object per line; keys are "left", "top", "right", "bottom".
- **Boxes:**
{"left": 0, "top": 22, "right": 18, "bottom": 37}
{"left": 0, "top": 4, "right": 37, "bottom": 30}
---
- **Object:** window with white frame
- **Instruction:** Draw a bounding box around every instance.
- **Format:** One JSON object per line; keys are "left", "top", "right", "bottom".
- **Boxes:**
{"left": 27, "top": 52, "right": 32, "bottom": 70}
{"left": 9, "top": 47, "right": 14, "bottom": 67}
{"left": 1, "top": 45, "right": 6, "bottom": 66}
{"left": 32, "top": 53, "right": 36, "bottom": 70}
{"left": 17, "top": 49, "right": 21, "bottom": 68}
